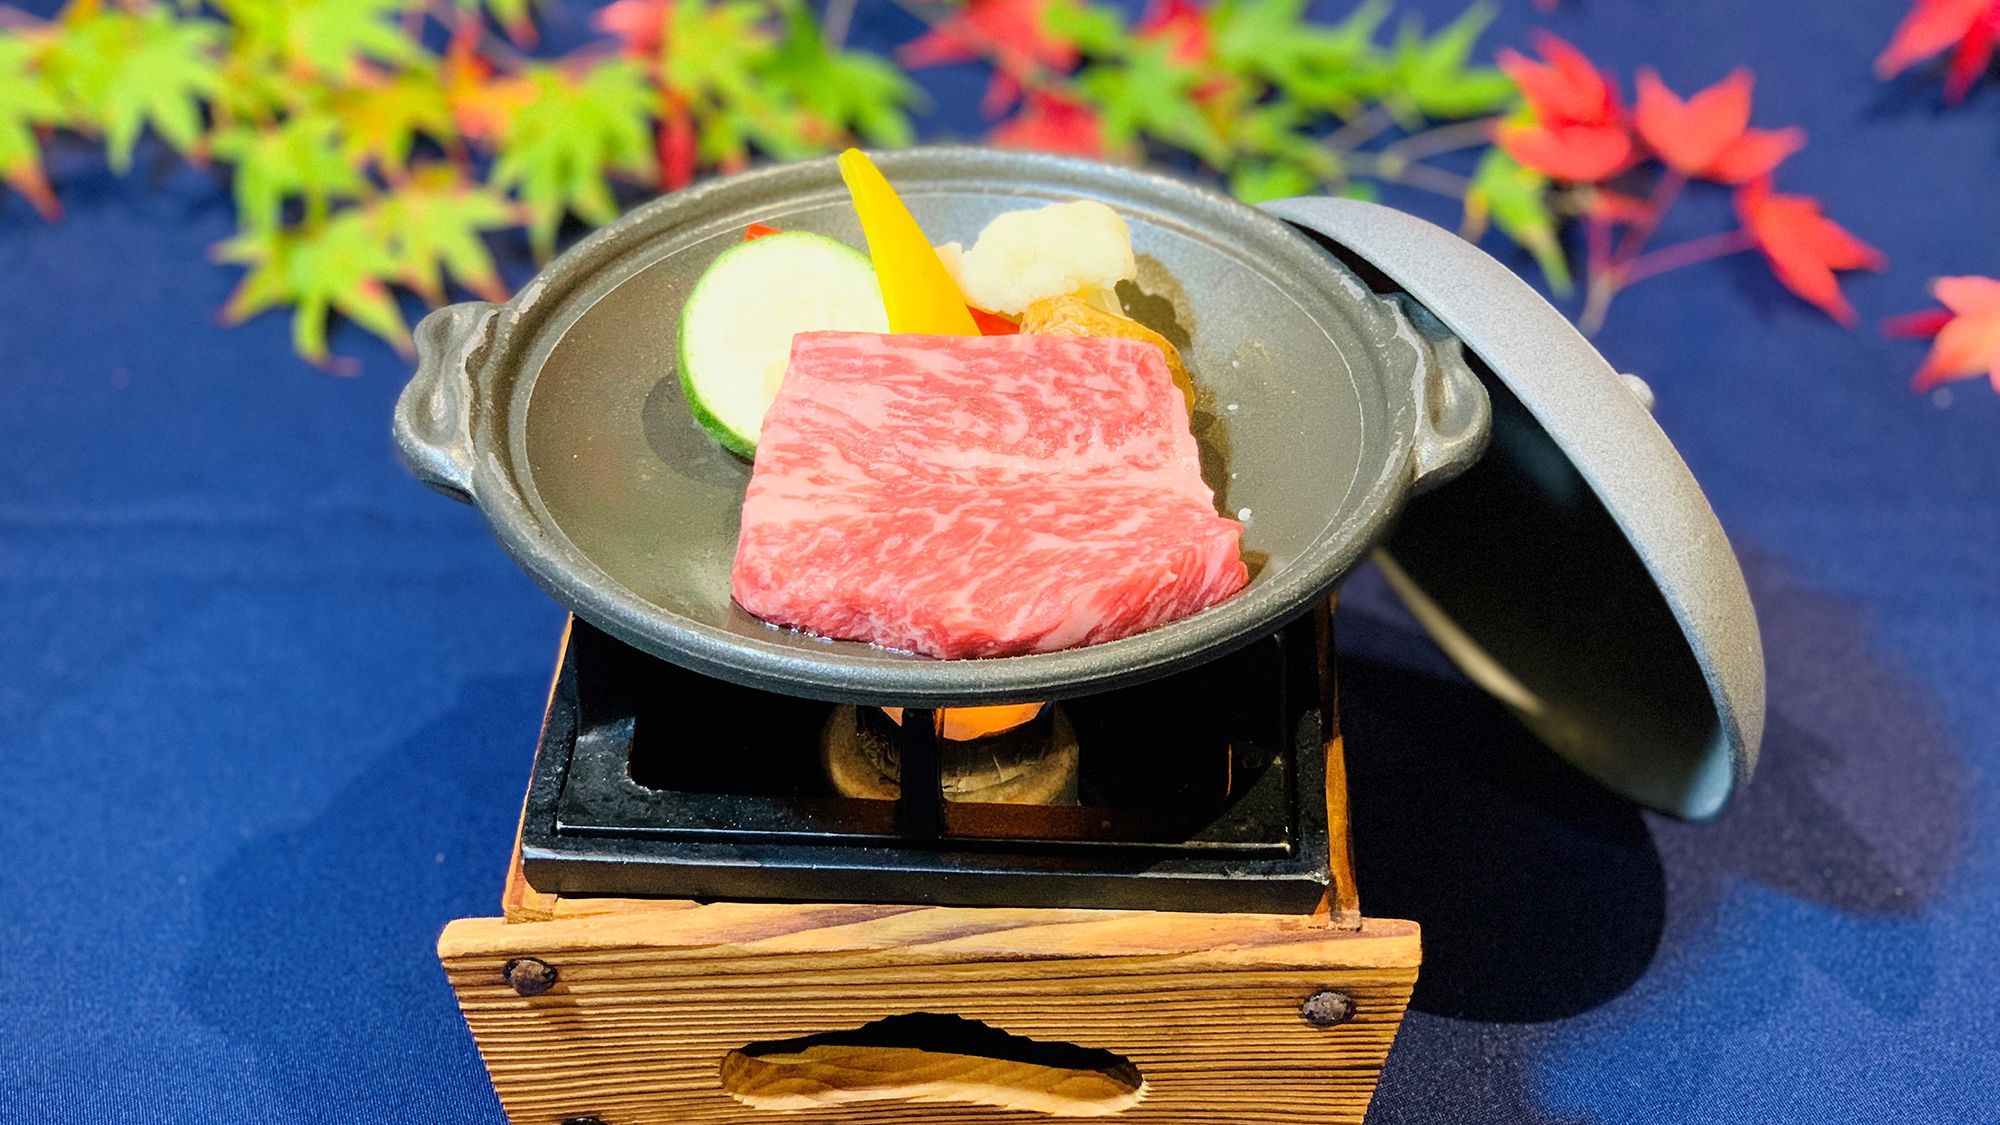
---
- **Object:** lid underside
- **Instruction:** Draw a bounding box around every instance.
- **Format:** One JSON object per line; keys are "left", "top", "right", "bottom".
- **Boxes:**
{"left": 1376, "top": 370, "right": 1735, "bottom": 818}
{"left": 1262, "top": 196, "right": 1764, "bottom": 820}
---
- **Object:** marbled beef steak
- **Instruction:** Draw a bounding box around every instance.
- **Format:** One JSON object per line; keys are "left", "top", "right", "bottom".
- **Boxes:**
{"left": 730, "top": 331, "right": 1248, "bottom": 659}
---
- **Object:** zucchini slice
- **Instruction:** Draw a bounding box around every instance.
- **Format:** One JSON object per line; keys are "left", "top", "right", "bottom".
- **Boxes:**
{"left": 677, "top": 231, "right": 889, "bottom": 455}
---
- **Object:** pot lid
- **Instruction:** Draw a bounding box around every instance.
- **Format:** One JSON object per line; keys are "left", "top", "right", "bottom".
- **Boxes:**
{"left": 1262, "top": 197, "right": 1764, "bottom": 820}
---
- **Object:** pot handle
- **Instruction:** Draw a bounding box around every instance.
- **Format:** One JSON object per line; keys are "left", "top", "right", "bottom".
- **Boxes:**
{"left": 394, "top": 301, "right": 499, "bottom": 505}
{"left": 1396, "top": 295, "right": 1491, "bottom": 494}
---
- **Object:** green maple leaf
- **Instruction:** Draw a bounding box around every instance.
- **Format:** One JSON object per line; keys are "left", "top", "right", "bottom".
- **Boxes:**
{"left": 1232, "top": 100, "right": 1338, "bottom": 178}
{"left": 216, "top": 209, "right": 411, "bottom": 364}
{"left": 690, "top": 100, "right": 813, "bottom": 170}
{"left": 329, "top": 70, "right": 457, "bottom": 172}
{"left": 1229, "top": 159, "right": 1320, "bottom": 204}
{"left": 45, "top": 6, "right": 223, "bottom": 172}
{"left": 765, "top": 2, "right": 919, "bottom": 149}
{"left": 1041, "top": 0, "right": 1131, "bottom": 56}
{"left": 1226, "top": 100, "right": 1344, "bottom": 203}
{"left": 489, "top": 60, "right": 655, "bottom": 259}
{"left": 714, "top": 94, "right": 818, "bottom": 165}
{"left": 1390, "top": 3, "right": 1515, "bottom": 120}
{"left": 285, "top": 0, "right": 421, "bottom": 77}
{"left": 215, "top": 0, "right": 422, "bottom": 82}
{"left": 1078, "top": 41, "right": 1231, "bottom": 167}
{"left": 211, "top": 48, "right": 294, "bottom": 127}
{"left": 0, "top": 36, "right": 66, "bottom": 215}
{"left": 728, "top": 100, "right": 820, "bottom": 163}
{"left": 663, "top": 0, "right": 820, "bottom": 164}
{"left": 212, "top": 113, "right": 370, "bottom": 234}
{"left": 368, "top": 165, "right": 518, "bottom": 305}
{"left": 1465, "top": 146, "right": 1569, "bottom": 295}
{"left": 208, "top": 0, "right": 292, "bottom": 67}
{"left": 806, "top": 51, "right": 917, "bottom": 147}
{"left": 665, "top": 0, "right": 775, "bottom": 105}
{"left": 1210, "top": 0, "right": 1391, "bottom": 114}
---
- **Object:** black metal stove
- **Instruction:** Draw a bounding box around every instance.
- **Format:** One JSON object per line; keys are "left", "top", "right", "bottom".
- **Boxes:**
{"left": 520, "top": 616, "right": 1334, "bottom": 914}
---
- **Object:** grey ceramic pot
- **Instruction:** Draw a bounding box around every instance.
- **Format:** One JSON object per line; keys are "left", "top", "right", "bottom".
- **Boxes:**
{"left": 394, "top": 147, "right": 1490, "bottom": 706}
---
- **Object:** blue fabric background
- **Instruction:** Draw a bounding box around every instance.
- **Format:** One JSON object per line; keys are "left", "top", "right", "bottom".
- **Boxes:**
{"left": 1, "top": 0, "right": 1995, "bottom": 1120}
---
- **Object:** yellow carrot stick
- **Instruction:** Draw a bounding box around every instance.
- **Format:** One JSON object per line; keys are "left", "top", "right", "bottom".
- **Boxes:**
{"left": 837, "top": 149, "right": 981, "bottom": 336}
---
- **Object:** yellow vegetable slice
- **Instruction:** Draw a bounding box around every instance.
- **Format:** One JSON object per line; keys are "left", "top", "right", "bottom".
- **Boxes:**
{"left": 837, "top": 149, "right": 981, "bottom": 336}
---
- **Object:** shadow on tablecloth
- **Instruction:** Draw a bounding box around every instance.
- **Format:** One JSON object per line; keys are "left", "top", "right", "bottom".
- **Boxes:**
{"left": 182, "top": 673, "right": 543, "bottom": 1125}
{"left": 1334, "top": 549, "right": 1965, "bottom": 1124}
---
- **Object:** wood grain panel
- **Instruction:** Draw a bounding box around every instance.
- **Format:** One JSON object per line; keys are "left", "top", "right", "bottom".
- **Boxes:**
{"left": 441, "top": 903, "right": 1418, "bottom": 1125}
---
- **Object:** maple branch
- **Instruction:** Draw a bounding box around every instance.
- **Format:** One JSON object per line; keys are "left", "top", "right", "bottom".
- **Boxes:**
{"left": 1579, "top": 273, "right": 1617, "bottom": 337}
{"left": 1344, "top": 153, "right": 1469, "bottom": 198}
{"left": 1609, "top": 169, "right": 1686, "bottom": 271}
{"left": 1581, "top": 172, "right": 1725, "bottom": 333}
{"left": 1619, "top": 228, "right": 1756, "bottom": 286}
{"left": 1578, "top": 214, "right": 1615, "bottom": 335}
{"left": 1580, "top": 227, "right": 1759, "bottom": 335}
{"left": 1378, "top": 116, "right": 1498, "bottom": 164}
{"left": 1324, "top": 105, "right": 1395, "bottom": 154}
{"left": 427, "top": 0, "right": 536, "bottom": 73}
{"left": 822, "top": 0, "right": 859, "bottom": 51}
{"left": 0, "top": 4, "right": 48, "bottom": 30}
{"left": 557, "top": 40, "right": 623, "bottom": 75}
{"left": 1585, "top": 213, "right": 1611, "bottom": 279}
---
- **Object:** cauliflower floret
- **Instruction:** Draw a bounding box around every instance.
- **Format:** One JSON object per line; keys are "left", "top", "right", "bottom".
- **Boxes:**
{"left": 934, "top": 239, "right": 965, "bottom": 281}
{"left": 940, "top": 200, "right": 1137, "bottom": 316}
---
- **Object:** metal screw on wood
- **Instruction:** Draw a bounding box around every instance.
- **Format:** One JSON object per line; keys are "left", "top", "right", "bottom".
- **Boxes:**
{"left": 502, "top": 957, "right": 558, "bottom": 996}
{"left": 1299, "top": 990, "right": 1356, "bottom": 1027}
{"left": 558, "top": 1118, "right": 606, "bottom": 1125}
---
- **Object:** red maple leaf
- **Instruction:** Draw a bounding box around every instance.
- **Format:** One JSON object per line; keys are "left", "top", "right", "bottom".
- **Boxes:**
{"left": 988, "top": 88, "right": 1104, "bottom": 158}
{"left": 1882, "top": 308, "right": 1957, "bottom": 338}
{"left": 1885, "top": 276, "right": 2000, "bottom": 392}
{"left": 444, "top": 25, "right": 537, "bottom": 144}
{"left": 1734, "top": 177, "right": 1886, "bottom": 326}
{"left": 1497, "top": 121, "right": 1632, "bottom": 181}
{"left": 1633, "top": 68, "right": 1805, "bottom": 184}
{"left": 1877, "top": 0, "right": 2000, "bottom": 103}
{"left": 899, "top": 0, "right": 1078, "bottom": 117}
{"left": 1498, "top": 33, "right": 1622, "bottom": 128}
{"left": 5, "top": 162, "right": 59, "bottom": 222}
{"left": 1136, "top": 0, "right": 1211, "bottom": 65}
{"left": 1136, "top": 0, "right": 1232, "bottom": 102}
{"left": 1704, "top": 128, "right": 1808, "bottom": 184}
{"left": 1495, "top": 34, "right": 1632, "bottom": 182}
{"left": 659, "top": 91, "right": 696, "bottom": 191}
{"left": 594, "top": 0, "right": 670, "bottom": 57}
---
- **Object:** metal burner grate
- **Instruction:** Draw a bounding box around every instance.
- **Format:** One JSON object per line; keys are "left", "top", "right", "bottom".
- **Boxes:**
{"left": 520, "top": 619, "right": 1333, "bottom": 913}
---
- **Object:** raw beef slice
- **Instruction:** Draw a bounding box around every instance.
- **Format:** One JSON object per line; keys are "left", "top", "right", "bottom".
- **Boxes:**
{"left": 731, "top": 331, "right": 1248, "bottom": 659}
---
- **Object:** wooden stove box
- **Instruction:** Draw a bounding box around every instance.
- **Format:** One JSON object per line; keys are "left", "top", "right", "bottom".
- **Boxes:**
{"left": 439, "top": 603, "right": 1421, "bottom": 1124}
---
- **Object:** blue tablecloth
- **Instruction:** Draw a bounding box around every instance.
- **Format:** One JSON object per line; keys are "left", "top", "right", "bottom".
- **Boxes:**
{"left": 2, "top": 0, "right": 1995, "bottom": 1120}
